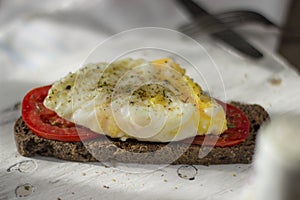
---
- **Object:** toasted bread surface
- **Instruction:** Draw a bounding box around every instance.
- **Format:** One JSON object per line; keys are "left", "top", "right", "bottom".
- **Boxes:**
{"left": 14, "top": 102, "right": 269, "bottom": 165}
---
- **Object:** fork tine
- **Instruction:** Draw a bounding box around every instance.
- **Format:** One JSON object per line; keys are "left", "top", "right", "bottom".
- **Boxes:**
{"left": 178, "top": 10, "right": 278, "bottom": 37}
{"left": 217, "top": 10, "right": 276, "bottom": 26}
{"left": 178, "top": 16, "right": 234, "bottom": 37}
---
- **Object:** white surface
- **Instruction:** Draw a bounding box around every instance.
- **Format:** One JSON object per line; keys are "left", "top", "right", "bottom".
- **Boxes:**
{"left": 251, "top": 116, "right": 300, "bottom": 200}
{"left": 198, "top": 0, "right": 291, "bottom": 26}
{"left": 0, "top": 1, "right": 300, "bottom": 200}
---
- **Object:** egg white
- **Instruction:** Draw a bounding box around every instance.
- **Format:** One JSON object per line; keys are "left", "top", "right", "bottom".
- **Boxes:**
{"left": 44, "top": 58, "right": 226, "bottom": 142}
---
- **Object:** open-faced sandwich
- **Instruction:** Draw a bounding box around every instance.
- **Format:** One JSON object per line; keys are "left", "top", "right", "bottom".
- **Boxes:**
{"left": 14, "top": 58, "right": 269, "bottom": 165}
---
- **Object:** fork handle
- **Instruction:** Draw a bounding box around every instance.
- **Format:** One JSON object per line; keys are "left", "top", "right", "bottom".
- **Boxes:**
{"left": 176, "top": 0, "right": 209, "bottom": 17}
{"left": 213, "top": 30, "right": 264, "bottom": 58}
{"left": 177, "top": 0, "right": 264, "bottom": 59}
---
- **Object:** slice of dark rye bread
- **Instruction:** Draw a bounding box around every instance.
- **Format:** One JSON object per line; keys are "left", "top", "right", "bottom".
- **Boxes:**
{"left": 14, "top": 102, "right": 269, "bottom": 165}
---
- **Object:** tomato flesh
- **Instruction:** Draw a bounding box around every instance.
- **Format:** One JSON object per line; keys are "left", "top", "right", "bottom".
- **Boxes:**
{"left": 22, "top": 85, "right": 100, "bottom": 142}
{"left": 22, "top": 85, "right": 250, "bottom": 146}
{"left": 184, "top": 101, "right": 250, "bottom": 147}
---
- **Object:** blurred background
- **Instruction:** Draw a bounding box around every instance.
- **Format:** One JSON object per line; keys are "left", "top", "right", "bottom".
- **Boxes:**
{"left": 0, "top": 0, "right": 298, "bottom": 71}
{"left": 0, "top": 0, "right": 299, "bottom": 109}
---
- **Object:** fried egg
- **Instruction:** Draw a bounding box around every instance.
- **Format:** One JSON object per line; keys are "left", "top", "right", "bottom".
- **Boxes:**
{"left": 44, "top": 58, "right": 227, "bottom": 142}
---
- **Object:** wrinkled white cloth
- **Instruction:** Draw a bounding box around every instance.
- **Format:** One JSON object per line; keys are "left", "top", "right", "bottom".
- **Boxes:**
{"left": 0, "top": 1, "right": 299, "bottom": 200}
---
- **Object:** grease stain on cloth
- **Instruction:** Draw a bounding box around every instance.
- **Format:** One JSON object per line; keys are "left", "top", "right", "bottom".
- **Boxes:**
{"left": 15, "top": 183, "right": 35, "bottom": 197}
{"left": 177, "top": 165, "right": 198, "bottom": 180}
{"left": 7, "top": 160, "right": 37, "bottom": 173}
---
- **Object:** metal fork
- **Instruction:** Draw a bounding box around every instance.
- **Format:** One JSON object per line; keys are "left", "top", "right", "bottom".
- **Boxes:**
{"left": 178, "top": 10, "right": 300, "bottom": 38}
{"left": 178, "top": 9, "right": 297, "bottom": 73}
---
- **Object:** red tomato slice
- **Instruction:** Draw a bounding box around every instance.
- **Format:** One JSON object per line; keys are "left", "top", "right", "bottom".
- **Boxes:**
{"left": 183, "top": 101, "right": 250, "bottom": 147}
{"left": 22, "top": 85, "right": 100, "bottom": 142}
{"left": 22, "top": 85, "right": 249, "bottom": 146}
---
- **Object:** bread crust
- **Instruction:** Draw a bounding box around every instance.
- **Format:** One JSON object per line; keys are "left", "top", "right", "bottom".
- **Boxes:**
{"left": 14, "top": 102, "right": 269, "bottom": 165}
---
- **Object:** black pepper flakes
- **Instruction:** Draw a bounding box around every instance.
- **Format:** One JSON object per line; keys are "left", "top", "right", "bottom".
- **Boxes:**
{"left": 65, "top": 85, "right": 71, "bottom": 90}
{"left": 103, "top": 185, "right": 110, "bottom": 189}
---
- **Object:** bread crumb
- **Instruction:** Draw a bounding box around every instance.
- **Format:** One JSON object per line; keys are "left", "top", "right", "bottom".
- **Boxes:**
{"left": 112, "top": 179, "right": 116, "bottom": 182}
{"left": 24, "top": 185, "right": 30, "bottom": 190}
{"left": 233, "top": 173, "right": 237, "bottom": 177}
{"left": 164, "top": 179, "right": 168, "bottom": 182}
{"left": 268, "top": 76, "right": 282, "bottom": 86}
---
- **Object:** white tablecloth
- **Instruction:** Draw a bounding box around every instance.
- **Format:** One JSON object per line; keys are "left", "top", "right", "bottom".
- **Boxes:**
{"left": 0, "top": 1, "right": 299, "bottom": 200}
